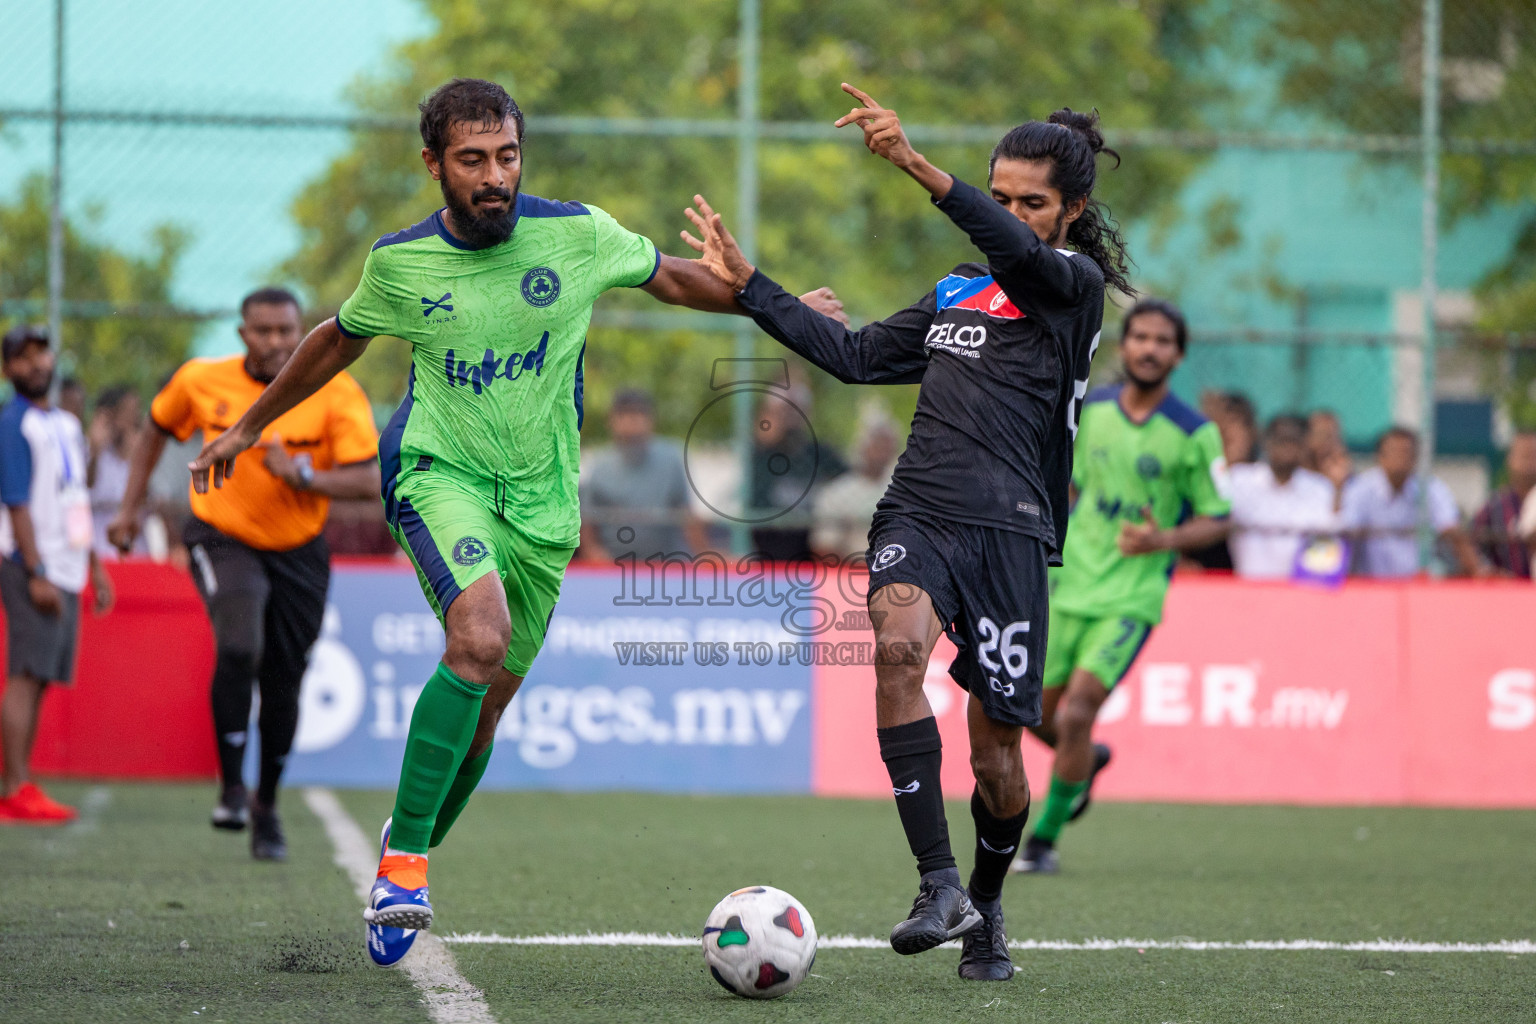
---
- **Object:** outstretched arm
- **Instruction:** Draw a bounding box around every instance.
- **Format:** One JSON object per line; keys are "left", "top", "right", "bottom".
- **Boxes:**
{"left": 187, "top": 318, "right": 370, "bottom": 493}
{"left": 835, "top": 82, "right": 1091, "bottom": 305}
{"left": 680, "top": 195, "right": 931, "bottom": 385}
{"left": 641, "top": 254, "right": 745, "bottom": 313}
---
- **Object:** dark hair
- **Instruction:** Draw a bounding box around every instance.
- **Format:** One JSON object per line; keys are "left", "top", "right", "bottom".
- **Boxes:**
{"left": 96, "top": 383, "right": 135, "bottom": 412}
{"left": 240, "top": 286, "right": 301, "bottom": 319}
{"left": 1266, "top": 413, "right": 1309, "bottom": 439}
{"left": 1377, "top": 425, "right": 1419, "bottom": 452}
{"left": 1121, "top": 297, "right": 1188, "bottom": 353}
{"left": 1222, "top": 392, "right": 1257, "bottom": 431}
{"left": 989, "top": 108, "right": 1133, "bottom": 296}
{"left": 419, "top": 78, "right": 525, "bottom": 159}
{"left": 61, "top": 375, "right": 84, "bottom": 392}
{"left": 610, "top": 388, "right": 654, "bottom": 415}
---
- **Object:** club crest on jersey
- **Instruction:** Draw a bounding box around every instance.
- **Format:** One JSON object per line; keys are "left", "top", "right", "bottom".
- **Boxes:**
{"left": 870, "top": 543, "right": 907, "bottom": 572}
{"left": 521, "top": 267, "right": 560, "bottom": 307}
{"left": 452, "top": 536, "right": 489, "bottom": 567}
{"left": 1136, "top": 454, "right": 1163, "bottom": 480}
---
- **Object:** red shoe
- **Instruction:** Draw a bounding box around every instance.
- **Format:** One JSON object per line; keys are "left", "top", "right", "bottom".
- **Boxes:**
{"left": 2, "top": 782, "right": 77, "bottom": 824}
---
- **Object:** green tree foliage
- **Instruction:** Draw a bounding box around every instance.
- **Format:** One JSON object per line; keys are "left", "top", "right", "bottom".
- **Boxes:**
{"left": 0, "top": 174, "right": 194, "bottom": 398}
{"left": 1261, "top": 1, "right": 1536, "bottom": 424}
{"left": 284, "top": 0, "right": 1217, "bottom": 444}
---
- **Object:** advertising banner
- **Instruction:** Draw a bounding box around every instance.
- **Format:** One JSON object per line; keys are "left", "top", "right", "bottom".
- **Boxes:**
{"left": 283, "top": 562, "right": 815, "bottom": 793}
{"left": 1402, "top": 583, "right": 1536, "bottom": 807}
{"left": 11, "top": 562, "right": 1536, "bottom": 808}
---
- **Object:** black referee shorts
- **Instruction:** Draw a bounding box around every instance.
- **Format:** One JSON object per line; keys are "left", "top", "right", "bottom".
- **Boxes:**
{"left": 181, "top": 517, "right": 330, "bottom": 683}
{"left": 865, "top": 511, "right": 1048, "bottom": 728}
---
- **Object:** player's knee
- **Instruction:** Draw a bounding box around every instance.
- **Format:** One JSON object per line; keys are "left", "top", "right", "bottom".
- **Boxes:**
{"left": 447, "top": 622, "right": 511, "bottom": 677}
{"left": 1055, "top": 695, "right": 1099, "bottom": 738}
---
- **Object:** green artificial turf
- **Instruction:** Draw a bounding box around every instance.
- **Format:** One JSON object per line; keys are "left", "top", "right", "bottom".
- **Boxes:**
{"left": 6, "top": 784, "right": 1535, "bottom": 1023}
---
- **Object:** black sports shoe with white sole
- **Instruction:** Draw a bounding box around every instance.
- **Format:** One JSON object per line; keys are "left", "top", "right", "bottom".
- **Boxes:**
{"left": 889, "top": 880, "right": 983, "bottom": 955}
{"left": 211, "top": 785, "right": 248, "bottom": 831}
{"left": 1067, "top": 743, "right": 1113, "bottom": 823}
{"left": 958, "top": 902, "right": 1015, "bottom": 980}
{"left": 250, "top": 803, "right": 287, "bottom": 862}
{"left": 1010, "top": 834, "right": 1059, "bottom": 875}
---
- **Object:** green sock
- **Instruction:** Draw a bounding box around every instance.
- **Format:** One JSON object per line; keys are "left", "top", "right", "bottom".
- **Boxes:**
{"left": 388, "top": 662, "right": 487, "bottom": 854}
{"left": 429, "top": 744, "right": 493, "bottom": 849}
{"left": 1032, "top": 774, "right": 1089, "bottom": 845}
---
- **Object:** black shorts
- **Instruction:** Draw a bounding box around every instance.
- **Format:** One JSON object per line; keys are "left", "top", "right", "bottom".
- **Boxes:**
{"left": 866, "top": 511, "right": 1048, "bottom": 728}
{"left": 182, "top": 517, "right": 330, "bottom": 679}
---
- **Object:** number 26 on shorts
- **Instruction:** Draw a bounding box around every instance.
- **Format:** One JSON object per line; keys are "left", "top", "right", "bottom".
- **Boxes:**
{"left": 976, "top": 617, "right": 1030, "bottom": 681}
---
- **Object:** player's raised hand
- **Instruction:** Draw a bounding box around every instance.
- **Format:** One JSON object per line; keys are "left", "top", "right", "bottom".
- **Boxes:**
{"left": 834, "top": 83, "right": 918, "bottom": 169}
{"left": 189, "top": 423, "right": 259, "bottom": 494}
{"left": 681, "top": 195, "right": 755, "bottom": 292}
{"left": 798, "top": 287, "right": 849, "bottom": 326}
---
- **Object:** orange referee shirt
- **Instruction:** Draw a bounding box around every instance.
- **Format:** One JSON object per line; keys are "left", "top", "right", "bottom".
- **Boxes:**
{"left": 151, "top": 355, "right": 379, "bottom": 551}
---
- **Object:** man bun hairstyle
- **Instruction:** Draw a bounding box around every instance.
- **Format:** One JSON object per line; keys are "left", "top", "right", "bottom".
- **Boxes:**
{"left": 419, "top": 78, "right": 525, "bottom": 159}
{"left": 989, "top": 107, "right": 1134, "bottom": 297}
{"left": 1121, "top": 297, "right": 1188, "bottom": 353}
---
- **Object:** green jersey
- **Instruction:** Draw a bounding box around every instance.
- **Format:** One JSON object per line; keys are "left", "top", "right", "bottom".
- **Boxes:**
{"left": 1051, "top": 385, "right": 1230, "bottom": 624}
{"left": 338, "top": 195, "right": 660, "bottom": 546}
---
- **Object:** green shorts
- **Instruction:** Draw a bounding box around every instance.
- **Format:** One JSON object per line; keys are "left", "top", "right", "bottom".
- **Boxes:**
{"left": 1043, "top": 608, "right": 1153, "bottom": 690}
{"left": 387, "top": 461, "right": 574, "bottom": 676}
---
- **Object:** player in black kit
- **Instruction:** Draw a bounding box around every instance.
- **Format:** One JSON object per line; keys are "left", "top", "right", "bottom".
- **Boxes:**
{"left": 683, "top": 83, "right": 1130, "bottom": 982}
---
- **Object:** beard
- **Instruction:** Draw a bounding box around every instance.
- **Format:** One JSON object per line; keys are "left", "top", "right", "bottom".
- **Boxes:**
{"left": 1124, "top": 360, "right": 1171, "bottom": 391}
{"left": 442, "top": 179, "right": 519, "bottom": 249}
{"left": 12, "top": 370, "right": 53, "bottom": 401}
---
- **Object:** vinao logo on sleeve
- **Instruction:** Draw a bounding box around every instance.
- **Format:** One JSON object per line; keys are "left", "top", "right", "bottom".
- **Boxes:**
{"left": 444, "top": 332, "right": 549, "bottom": 395}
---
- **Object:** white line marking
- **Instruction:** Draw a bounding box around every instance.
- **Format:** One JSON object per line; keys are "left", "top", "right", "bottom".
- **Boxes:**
{"left": 304, "top": 788, "right": 497, "bottom": 1024}
{"left": 43, "top": 786, "right": 111, "bottom": 852}
{"left": 440, "top": 932, "right": 1536, "bottom": 955}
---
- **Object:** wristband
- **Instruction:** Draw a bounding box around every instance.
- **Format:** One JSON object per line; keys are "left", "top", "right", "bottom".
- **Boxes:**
{"left": 295, "top": 462, "right": 316, "bottom": 490}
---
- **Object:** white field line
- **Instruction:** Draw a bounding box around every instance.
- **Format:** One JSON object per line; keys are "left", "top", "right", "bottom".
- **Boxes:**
{"left": 441, "top": 931, "right": 1536, "bottom": 955}
{"left": 304, "top": 788, "right": 497, "bottom": 1024}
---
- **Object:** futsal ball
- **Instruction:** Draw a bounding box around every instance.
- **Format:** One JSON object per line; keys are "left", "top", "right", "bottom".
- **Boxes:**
{"left": 701, "top": 886, "right": 818, "bottom": 999}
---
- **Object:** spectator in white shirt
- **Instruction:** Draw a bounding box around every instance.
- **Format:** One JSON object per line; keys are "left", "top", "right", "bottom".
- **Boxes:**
{"left": 1229, "top": 414, "right": 1339, "bottom": 579}
{"left": 1340, "top": 426, "right": 1483, "bottom": 578}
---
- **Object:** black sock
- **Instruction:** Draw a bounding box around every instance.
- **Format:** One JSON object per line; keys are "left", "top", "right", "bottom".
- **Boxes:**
{"left": 877, "top": 717, "right": 956, "bottom": 878}
{"left": 968, "top": 786, "right": 1031, "bottom": 908}
{"left": 209, "top": 650, "right": 257, "bottom": 793}
{"left": 255, "top": 675, "right": 300, "bottom": 809}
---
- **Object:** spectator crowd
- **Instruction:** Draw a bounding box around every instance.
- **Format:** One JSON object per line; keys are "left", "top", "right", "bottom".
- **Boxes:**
{"left": 1197, "top": 390, "right": 1536, "bottom": 581}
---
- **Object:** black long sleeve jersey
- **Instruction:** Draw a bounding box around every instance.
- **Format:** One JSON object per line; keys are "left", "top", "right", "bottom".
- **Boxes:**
{"left": 736, "top": 177, "right": 1105, "bottom": 563}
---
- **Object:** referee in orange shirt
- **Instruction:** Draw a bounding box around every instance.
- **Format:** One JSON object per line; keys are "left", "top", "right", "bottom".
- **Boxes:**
{"left": 110, "top": 287, "right": 380, "bottom": 860}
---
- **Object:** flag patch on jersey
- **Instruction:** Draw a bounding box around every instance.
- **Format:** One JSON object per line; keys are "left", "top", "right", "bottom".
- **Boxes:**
{"left": 935, "top": 274, "right": 1024, "bottom": 320}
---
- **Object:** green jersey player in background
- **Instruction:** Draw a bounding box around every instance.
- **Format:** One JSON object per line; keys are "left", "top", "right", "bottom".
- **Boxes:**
{"left": 1012, "top": 298, "right": 1230, "bottom": 875}
{"left": 189, "top": 79, "right": 840, "bottom": 967}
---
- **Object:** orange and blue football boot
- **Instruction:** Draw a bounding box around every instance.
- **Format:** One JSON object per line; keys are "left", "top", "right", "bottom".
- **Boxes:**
{"left": 364, "top": 818, "right": 429, "bottom": 967}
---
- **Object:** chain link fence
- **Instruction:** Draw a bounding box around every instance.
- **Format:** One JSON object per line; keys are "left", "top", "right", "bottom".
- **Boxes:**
{"left": 2, "top": 0, "right": 1532, "bottom": 566}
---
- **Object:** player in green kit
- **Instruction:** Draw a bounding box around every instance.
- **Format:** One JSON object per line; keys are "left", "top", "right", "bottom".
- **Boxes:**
{"left": 1012, "top": 298, "right": 1230, "bottom": 875}
{"left": 188, "top": 79, "right": 834, "bottom": 966}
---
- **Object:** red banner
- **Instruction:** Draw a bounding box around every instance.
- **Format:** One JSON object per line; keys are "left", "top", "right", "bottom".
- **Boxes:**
{"left": 3, "top": 562, "right": 217, "bottom": 779}
{"left": 6, "top": 561, "right": 1534, "bottom": 806}
{"left": 812, "top": 574, "right": 1536, "bottom": 807}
